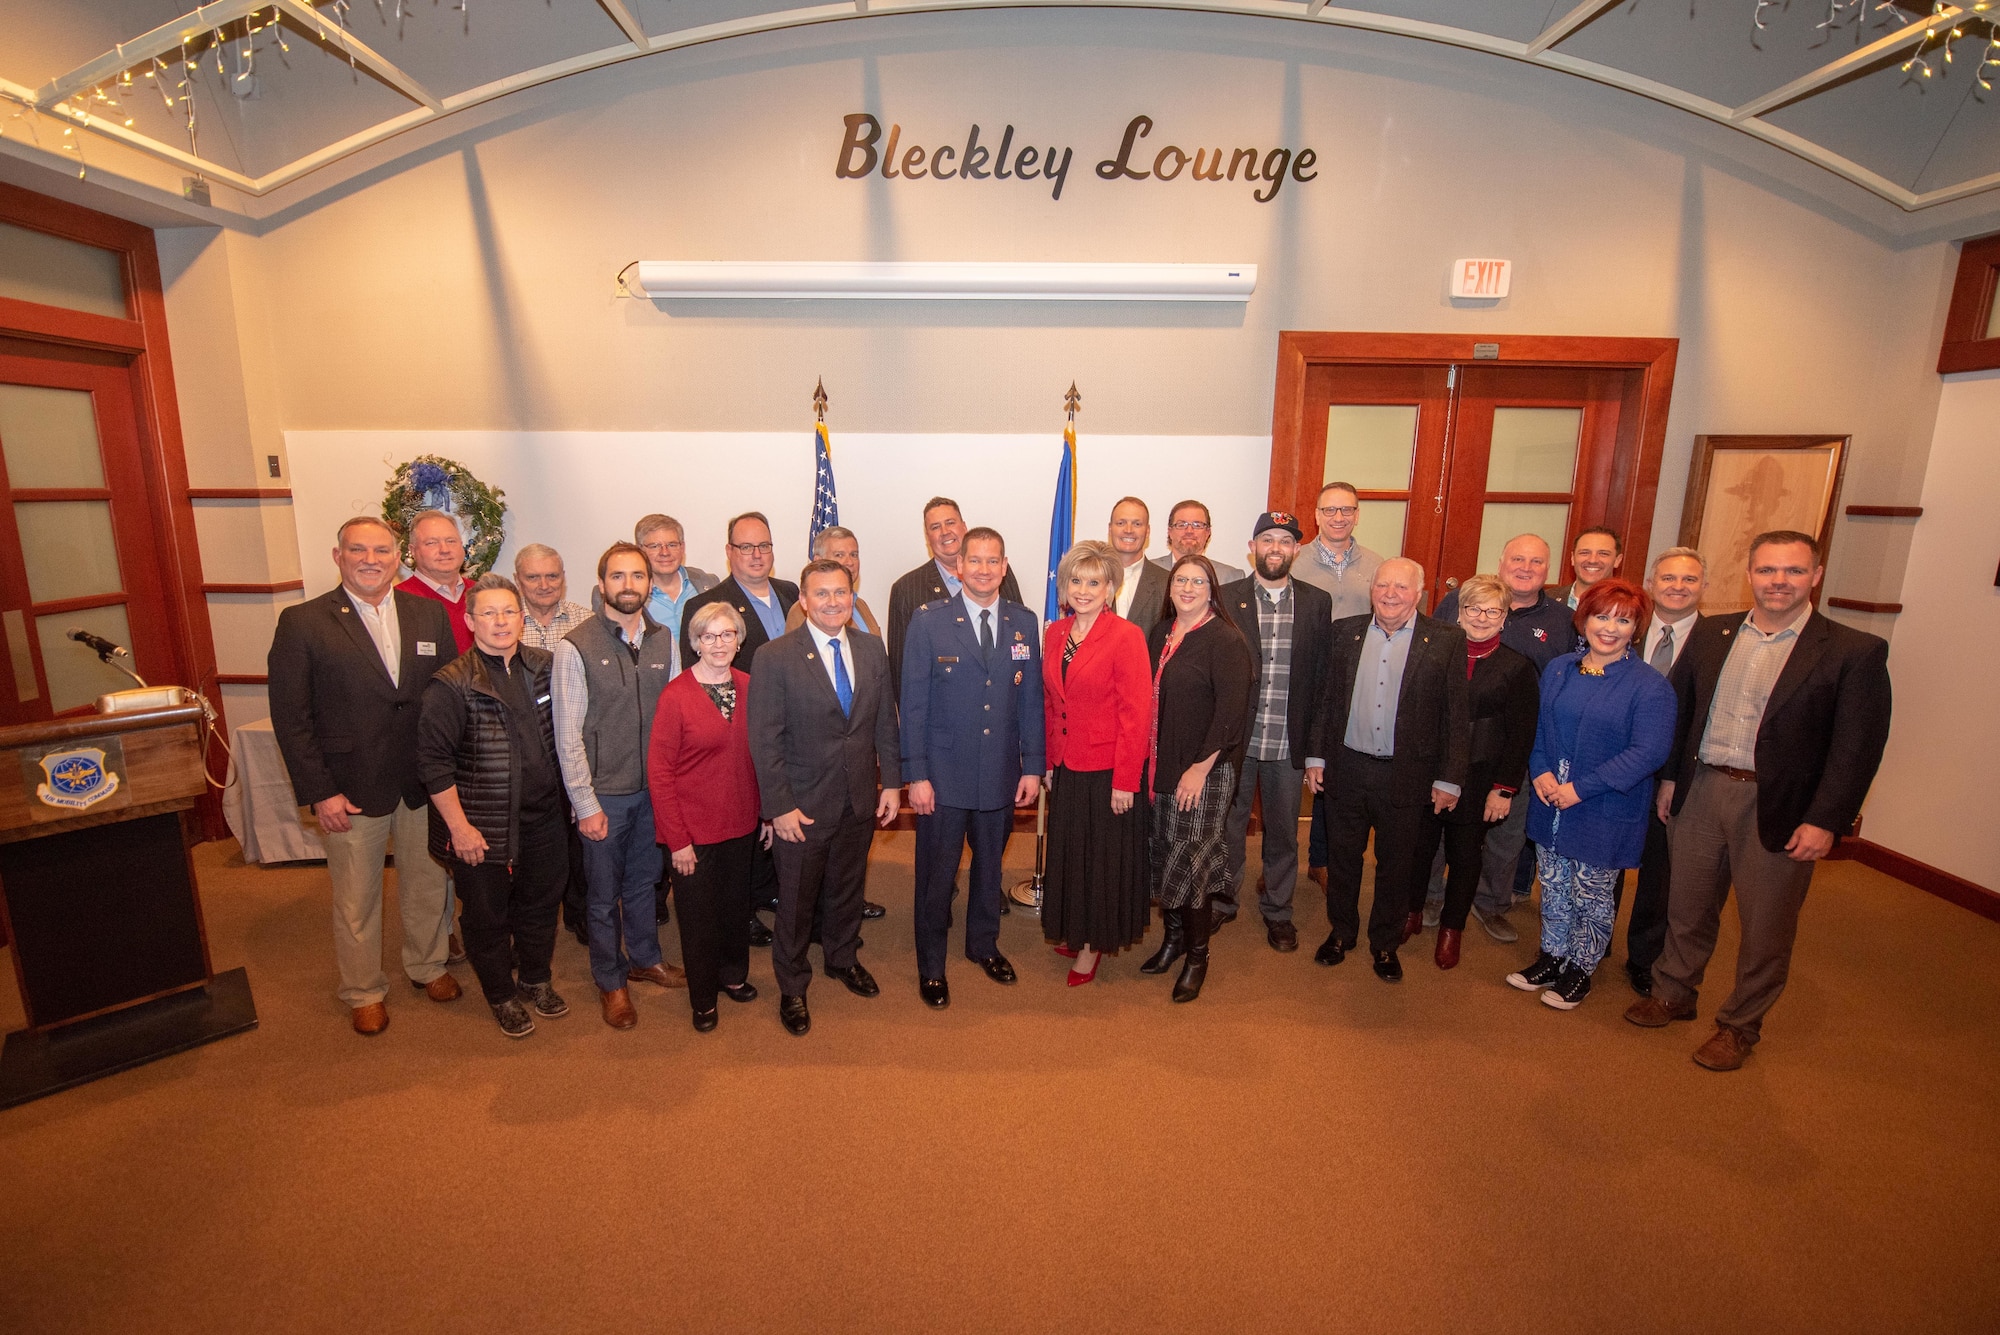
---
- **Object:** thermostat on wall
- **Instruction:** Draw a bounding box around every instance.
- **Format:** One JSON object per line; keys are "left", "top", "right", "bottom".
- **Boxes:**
{"left": 1451, "top": 258, "right": 1511, "bottom": 299}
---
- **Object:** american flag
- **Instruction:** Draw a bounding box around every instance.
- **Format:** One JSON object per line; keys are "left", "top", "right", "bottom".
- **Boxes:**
{"left": 808, "top": 419, "right": 839, "bottom": 550}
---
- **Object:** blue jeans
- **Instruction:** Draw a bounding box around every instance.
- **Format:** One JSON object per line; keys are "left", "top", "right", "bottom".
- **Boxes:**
{"left": 581, "top": 789, "right": 666, "bottom": 991}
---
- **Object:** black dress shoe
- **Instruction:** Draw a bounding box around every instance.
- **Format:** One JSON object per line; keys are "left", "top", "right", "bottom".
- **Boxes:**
{"left": 973, "top": 954, "right": 1017, "bottom": 985}
{"left": 747, "top": 917, "right": 774, "bottom": 947}
{"left": 861, "top": 900, "right": 886, "bottom": 920}
{"left": 1627, "top": 966, "right": 1654, "bottom": 997}
{"left": 1371, "top": 949, "right": 1404, "bottom": 983}
{"left": 691, "top": 1007, "right": 719, "bottom": 1033}
{"left": 998, "top": 897, "right": 1010, "bottom": 916}
{"left": 1314, "top": 932, "right": 1349, "bottom": 967}
{"left": 567, "top": 921, "right": 590, "bottom": 947}
{"left": 920, "top": 977, "right": 950, "bottom": 1008}
{"left": 825, "top": 963, "right": 880, "bottom": 998}
{"left": 779, "top": 994, "right": 810, "bottom": 1036}
{"left": 1266, "top": 920, "right": 1299, "bottom": 953}
{"left": 1210, "top": 902, "right": 1236, "bottom": 933}
{"left": 656, "top": 899, "right": 671, "bottom": 926}
{"left": 721, "top": 981, "right": 758, "bottom": 1004}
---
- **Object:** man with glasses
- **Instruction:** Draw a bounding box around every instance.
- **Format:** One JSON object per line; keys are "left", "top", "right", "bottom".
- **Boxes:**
{"left": 553, "top": 542, "right": 686, "bottom": 1031}
{"left": 513, "top": 542, "right": 592, "bottom": 945}
{"left": 887, "top": 497, "right": 1024, "bottom": 698}
{"left": 1292, "top": 482, "right": 1383, "bottom": 622}
{"left": 1426, "top": 534, "right": 1576, "bottom": 943}
{"left": 680, "top": 513, "right": 799, "bottom": 945}
{"left": 1153, "top": 500, "right": 1246, "bottom": 586}
{"left": 632, "top": 514, "right": 718, "bottom": 659}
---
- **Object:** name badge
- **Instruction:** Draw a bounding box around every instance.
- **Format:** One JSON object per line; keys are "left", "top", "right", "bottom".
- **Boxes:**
{"left": 537, "top": 694, "right": 551, "bottom": 705}
{"left": 416, "top": 641, "right": 437, "bottom": 656}
{"left": 1011, "top": 643, "right": 1031, "bottom": 661}
{"left": 937, "top": 655, "right": 959, "bottom": 664}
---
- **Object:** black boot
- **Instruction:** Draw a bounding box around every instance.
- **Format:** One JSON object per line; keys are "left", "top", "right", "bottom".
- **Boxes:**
{"left": 1139, "top": 905, "right": 1186, "bottom": 974}
{"left": 1173, "top": 904, "right": 1211, "bottom": 1003}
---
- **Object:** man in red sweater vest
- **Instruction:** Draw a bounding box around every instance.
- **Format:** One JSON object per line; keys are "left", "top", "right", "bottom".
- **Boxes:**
{"left": 397, "top": 510, "right": 474, "bottom": 653}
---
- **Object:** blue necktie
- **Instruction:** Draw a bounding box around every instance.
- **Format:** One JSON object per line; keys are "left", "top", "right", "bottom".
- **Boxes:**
{"left": 829, "top": 636, "right": 853, "bottom": 717}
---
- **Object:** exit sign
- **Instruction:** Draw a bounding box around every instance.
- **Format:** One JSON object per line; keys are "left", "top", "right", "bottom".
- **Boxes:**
{"left": 1451, "top": 258, "right": 1511, "bottom": 298}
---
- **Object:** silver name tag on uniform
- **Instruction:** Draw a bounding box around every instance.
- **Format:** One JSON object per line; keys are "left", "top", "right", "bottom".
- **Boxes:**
{"left": 537, "top": 694, "right": 551, "bottom": 705}
{"left": 416, "top": 641, "right": 437, "bottom": 656}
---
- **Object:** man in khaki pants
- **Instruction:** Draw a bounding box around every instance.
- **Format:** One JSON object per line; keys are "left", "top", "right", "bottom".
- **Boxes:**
{"left": 269, "top": 516, "right": 464, "bottom": 1034}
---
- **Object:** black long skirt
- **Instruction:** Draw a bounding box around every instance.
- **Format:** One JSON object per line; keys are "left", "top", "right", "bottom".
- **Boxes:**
{"left": 1041, "top": 764, "right": 1151, "bottom": 952}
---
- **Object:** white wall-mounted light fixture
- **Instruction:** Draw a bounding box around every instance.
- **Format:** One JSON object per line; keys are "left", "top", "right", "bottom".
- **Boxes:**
{"left": 633, "top": 260, "right": 1257, "bottom": 302}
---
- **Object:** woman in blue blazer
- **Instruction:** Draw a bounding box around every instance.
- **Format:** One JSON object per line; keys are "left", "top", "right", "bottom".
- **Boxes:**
{"left": 1511, "top": 579, "right": 1677, "bottom": 1010}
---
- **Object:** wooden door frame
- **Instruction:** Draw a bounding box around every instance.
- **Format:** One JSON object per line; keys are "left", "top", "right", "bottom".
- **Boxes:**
{"left": 0, "top": 182, "right": 224, "bottom": 840}
{"left": 1269, "top": 333, "right": 1681, "bottom": 578}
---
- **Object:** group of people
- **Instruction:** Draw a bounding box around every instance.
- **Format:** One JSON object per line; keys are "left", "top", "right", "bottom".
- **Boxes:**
{"left": 266, "top": 479, "right": 1891, "bottom": 1071}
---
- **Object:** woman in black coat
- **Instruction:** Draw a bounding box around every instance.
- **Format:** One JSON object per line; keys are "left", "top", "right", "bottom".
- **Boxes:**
{"left": 1139, "top": 554, "right": 1255, "bottom": 1002}
{"left": 1410, "top": 574, "right": 1539, "bottom": 969}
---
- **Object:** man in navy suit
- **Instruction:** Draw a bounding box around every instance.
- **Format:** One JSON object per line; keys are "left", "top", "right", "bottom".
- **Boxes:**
{"left": 898, "top": 527, "right": 1046, "bottom": 1007}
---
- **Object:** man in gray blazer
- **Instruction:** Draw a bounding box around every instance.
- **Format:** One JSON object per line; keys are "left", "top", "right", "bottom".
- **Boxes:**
{"left": 748, "top": 558, "right": 903, "bottom": 1036}
{"left": 1109, "top": 496, "right": 1171, "bottom": 636}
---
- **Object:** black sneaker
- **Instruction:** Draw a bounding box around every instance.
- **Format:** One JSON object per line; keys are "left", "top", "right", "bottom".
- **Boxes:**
{"left": 1541, "top": 964, "right": 1592, "bottom": 1010}
{"left": 492, "top": 998, "right": 535, "bottom": 1038}
{"left": 517, "top": 980, "right": 570, "bottom": 1018}
{"left": 1506, "top": 951, "right": 1563, "bottom": 992}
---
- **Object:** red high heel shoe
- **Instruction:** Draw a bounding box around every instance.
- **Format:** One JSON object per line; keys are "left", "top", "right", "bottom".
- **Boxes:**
{"left": 1066, "top": 949, "right": 1101, "bottom": 986}
{"left": 1053, "top": 944, "right": 1079, "bottom": 959}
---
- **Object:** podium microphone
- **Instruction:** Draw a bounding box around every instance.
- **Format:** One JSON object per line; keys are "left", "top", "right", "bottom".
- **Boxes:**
{"left": 68, "top": 628, "right": 130, "bottom": 660}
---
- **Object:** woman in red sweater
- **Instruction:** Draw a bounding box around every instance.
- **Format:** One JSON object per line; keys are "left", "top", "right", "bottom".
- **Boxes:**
{"left": 648, "top": 601, "right": 770, "bottom": 1032}
{"left": 1040, "top": 540, "right": 1154, "bottom": 984}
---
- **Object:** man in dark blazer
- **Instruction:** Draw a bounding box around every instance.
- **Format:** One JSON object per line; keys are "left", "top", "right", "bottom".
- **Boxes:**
{"left": 678, "top": 511, "right": 800, "bottom": 676}
{"left": 886, "top": 497, "right": 1024, "bottom": 698}
{"left": 1309, "top": 557, "right": 1469, "bottom": 981}
{"left": 749, "top": 559, "right": 903, "bottom": 1036}
{"left": 268, "top": 516, "right": 462, "bottom": 1034}
{"left": 1620, "top": 546, "right": 1709, "bottom": 995}
{"left": 680, "top": 511, "right": 798, "bottom": 945}
{"left": 1628, "top": 531, "right": 1891, "bottom": 1071}
{"left": 899, "top": 528, "right": 1044, "bottom": 1008}
{"left": 1215, "top": 511, "right": 1333, "bottom": 952}
{"left": 1108, "top": 496, "right": 1171, "bottom": 637}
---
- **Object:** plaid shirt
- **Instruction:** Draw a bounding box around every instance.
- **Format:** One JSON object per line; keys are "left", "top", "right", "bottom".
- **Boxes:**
{"left": 519, "top": 599, "right": 593, "bottom": 651}
{"left": 1248, "top": 581, "right": 1294, "bottom": 761}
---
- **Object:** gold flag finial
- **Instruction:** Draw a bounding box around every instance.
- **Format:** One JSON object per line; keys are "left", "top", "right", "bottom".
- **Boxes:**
{"left": 813, "top": 377, "right": 829, "bottom": 423}
{"left": 1064, "top": 381, "right": 1081, "bottom": 421}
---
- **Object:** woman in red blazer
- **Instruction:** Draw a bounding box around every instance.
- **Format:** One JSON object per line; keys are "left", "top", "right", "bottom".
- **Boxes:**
{"left": 1040, "top": 540, "right": 1154, "bottom": 984}
{"left": 649, "top": 601, "right": 770, "bottom": 1032}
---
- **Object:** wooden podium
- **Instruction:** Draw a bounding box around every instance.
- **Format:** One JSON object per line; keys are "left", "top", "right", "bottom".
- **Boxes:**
{"left": 0, "top": 703, "right": 257, "bottom": 1108}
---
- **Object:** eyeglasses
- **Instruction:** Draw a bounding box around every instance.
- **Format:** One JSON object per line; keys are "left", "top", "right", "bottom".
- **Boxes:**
{"left": 1171, "top": 576, "right": 1209, "bottom": 589}
{"left": 1168, "top": 520, "right": 1210, "bottom": 532}
{"left": 728, "top": 542, "right": 775, "bottom": 555}
{"left": 641, "top": 541, "right": 682, "bottom": 554}
{"left": 1461, "top": 605, "right": 1506, "bottom": 621}
{"left": 469, "top": 607, "right": 521, "bottom": 621}
{"left": 697, "top": 630, "right": 739, "bottom": 645}
{"left": 1317, "top": 505, "right": 1359, "bottom": 518}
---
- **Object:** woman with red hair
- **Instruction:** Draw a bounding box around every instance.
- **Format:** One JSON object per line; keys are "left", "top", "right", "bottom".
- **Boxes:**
{"left": 1510, "top": 578, "right": 1677, "bottom": 1010}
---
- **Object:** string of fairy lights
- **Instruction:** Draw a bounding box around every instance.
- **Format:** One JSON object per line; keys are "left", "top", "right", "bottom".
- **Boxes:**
{"left": 1753, "top": 0, "right": 2000, "bottom": 89}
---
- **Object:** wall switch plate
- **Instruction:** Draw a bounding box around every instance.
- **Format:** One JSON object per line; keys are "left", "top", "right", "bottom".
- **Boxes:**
{"left": 266, "top": 455, "right": 281, "bottom": 478}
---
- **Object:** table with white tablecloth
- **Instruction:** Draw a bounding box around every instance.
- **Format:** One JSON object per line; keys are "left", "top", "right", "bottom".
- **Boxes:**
{"left": 223, "top": 717, "right": 326, "bottom": 864}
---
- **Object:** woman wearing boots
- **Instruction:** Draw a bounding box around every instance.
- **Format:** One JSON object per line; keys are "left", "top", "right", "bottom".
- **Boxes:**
{"left": 1409, "top": 574, "right": 1539, "bottom": 969}
{"left": 1509, "top": 578, "right": 1676, "bottom": 1009}
{"left": 1141, "top": 555, "right": 1254, "bottom": 1001}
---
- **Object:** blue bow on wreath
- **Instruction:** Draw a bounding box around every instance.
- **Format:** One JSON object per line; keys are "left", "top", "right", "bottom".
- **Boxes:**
{"left": 409, "top": 461, "right": 451, "bottom": 509}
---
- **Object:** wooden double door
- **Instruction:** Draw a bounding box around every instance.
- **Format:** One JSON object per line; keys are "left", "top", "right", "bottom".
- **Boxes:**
{"left": 1269, "top": 335, "right": 1679, "bottom": 607}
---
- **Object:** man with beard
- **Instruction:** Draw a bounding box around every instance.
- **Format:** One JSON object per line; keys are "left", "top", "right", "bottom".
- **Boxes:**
{"left": 1153, "top": 500, "right": 1247, "bottom": 587}
{"left": 1213, "top": 512, "right": 1333, "bottom": 951}
{"left": 553, "top": 542, "right": 686, "bottom": 1030}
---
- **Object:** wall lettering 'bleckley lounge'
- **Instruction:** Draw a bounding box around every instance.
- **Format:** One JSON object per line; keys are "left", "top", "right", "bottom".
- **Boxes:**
{"left": 835, "top": 114, "right": 1318, "bottom": 203}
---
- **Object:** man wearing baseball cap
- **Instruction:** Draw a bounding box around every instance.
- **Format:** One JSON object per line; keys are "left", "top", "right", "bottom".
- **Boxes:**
{"left": 1213, "top": 511, "right": 1334, "bottom": 951}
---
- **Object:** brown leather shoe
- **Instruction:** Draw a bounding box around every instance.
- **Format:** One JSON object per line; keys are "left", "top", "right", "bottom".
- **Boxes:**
{"left": 351, "top": 1001, "right": 389, "bottom": 1035}
{"left": 600, "top": 987, "right": 638, "bottom": 1030}
{"left": 1433, "top": 927, "right": 1462, "bottom": 970}
{"left": 628, "top": 962, "right": 687, "bottom": 990}
{"left": 1692, "top": 1023, "right": 1752, "bottom": 1071}
{"left": 1307, "top": 866, "right": 1328, "bottom": 891}
{"left": 1400, "top": 910, "right": 1424, "bottom": 944}
{"left": 1625, "top": 994, "right": 1697, "bottom": 1028}
{"left": 419, "top": 973, "right": 461, "bottom": 1003}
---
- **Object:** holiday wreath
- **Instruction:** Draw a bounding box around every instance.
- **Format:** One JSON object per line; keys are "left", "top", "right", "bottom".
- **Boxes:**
{"left": 381, "top": 455, "right": 507, "bottom": 578}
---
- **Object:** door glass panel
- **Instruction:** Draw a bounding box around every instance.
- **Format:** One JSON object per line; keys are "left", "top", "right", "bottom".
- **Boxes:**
{"left": 2, "top": 609, "right": 38, "bottom": 702}
{"left": 0, "top": 222, "right": 127, "bottom": 320}
{"left": 37, "top": 602, "right": 133, "bottom": 712}
{"left": 0, "top": 384, "right": 107, "bottom": 488}
{"left": 15, "top": 500, "right": 123, "bottom": 602}
{"left": 1325, "top": 405, "right": 1418, "bottom": 490}
{"left": 1359, "top": 500, "right": 1409, "bottom": 558}
{"left": 1475, "top": 503, "right": 1570, "bottom": 578}
{"left": 1485, "top": 408, "right": 1581, "bottom": 492}
{"left": 1987, "top": 294, "right": 2000, "bottom": 340}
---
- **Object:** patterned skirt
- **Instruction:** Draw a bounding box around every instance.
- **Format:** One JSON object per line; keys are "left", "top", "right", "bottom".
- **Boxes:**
{"left": 1149, "top": 762, "right": 1236, "bottom": 911}
{"left": 1042, "top": 765, "right": 1152, "bottom": 952}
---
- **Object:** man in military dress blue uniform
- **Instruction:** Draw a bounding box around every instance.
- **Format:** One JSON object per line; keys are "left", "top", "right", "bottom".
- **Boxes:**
{"left": 898, "top": 527, "right": 1046, "bottom": 1008}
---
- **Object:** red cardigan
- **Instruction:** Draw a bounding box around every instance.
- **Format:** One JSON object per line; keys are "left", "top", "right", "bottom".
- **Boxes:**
{"left": 1042, "top": 611, "right": 1152, "bottom": 793}
{"left": 647, "top": 669, "right": 761, "bottom": 851}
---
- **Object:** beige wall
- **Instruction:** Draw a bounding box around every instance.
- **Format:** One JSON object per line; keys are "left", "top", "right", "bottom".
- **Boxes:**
{"left": 151, "top": 11, "right": 1965, "bottom": 850}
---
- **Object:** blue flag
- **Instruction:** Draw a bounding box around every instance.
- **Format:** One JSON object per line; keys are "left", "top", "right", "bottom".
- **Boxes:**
{"left": 1044, "top": 421, "right": 1077, "bottom": 623}
{"left": 808, "top": 420, "right": 839, "bottom": 551}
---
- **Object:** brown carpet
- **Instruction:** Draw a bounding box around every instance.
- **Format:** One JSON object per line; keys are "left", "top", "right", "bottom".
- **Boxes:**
{"left": 1, "top": 834, "right": 1996, "bottom": 1334}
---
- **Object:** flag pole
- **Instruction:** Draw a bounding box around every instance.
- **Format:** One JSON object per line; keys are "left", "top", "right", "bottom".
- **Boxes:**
{"left": 1011, "top": 382, "right": 1080, "bottom": 915}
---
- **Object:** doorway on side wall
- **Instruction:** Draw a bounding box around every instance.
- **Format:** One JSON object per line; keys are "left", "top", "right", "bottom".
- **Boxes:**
{"left": 1268, "top": 334, "right": 1679, "bottom": 608}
